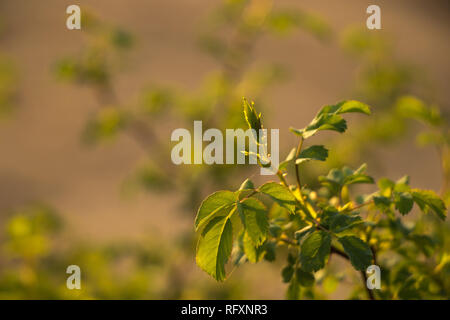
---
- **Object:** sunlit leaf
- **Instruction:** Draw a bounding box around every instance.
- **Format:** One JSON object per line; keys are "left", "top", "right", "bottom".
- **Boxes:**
{"left": 195, "top": 191, "right": 237, "bottom": 231}
{"left": 300, "top": 231, "right": 331, "bottom": 272}
{"left": 338, "top": 236, "right": 373, "bottom": 271}
{"left": 196, "top": 215, "right": 234, "bottom": 281}
{"left": 259, "top": 182, "right": 296, "bottom": 213}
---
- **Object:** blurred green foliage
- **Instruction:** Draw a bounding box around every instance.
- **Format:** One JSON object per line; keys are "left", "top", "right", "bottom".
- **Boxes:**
{"left": 0, "top": 204, "right": 250, "bottom": 299}
{"left": 0, "top": 1, "right": 332, "bottom": 299}
{"left": 0, "top": 1, "right": 448, "bottom": 300}
{"left": 53, "top": 0, "right": 331, "bottom": 210}
{"left": 294, "top": 28, "right": 450, "bottom": 209}
{"left": 327, "top": 28, "right": 449, "bottom": 170}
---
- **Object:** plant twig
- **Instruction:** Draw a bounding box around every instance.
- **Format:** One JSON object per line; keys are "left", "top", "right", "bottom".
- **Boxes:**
{"left": 294, "top": 137, "right": 304, "bottom": 192}
{"left": 350, "top": 200, "right": 374, "bottom": 212}
{"left": 280, "top": 235, "right": 298, "bottom": 246}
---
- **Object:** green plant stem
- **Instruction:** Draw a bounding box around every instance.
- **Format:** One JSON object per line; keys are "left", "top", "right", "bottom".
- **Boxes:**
{"left": 294, "top": 137, "right": 304, "bottom": 193}
{"left": 350, "top": 199, "right": 374, "bottom": 212}
{"left": 276, "top": 169, "right": 326, "bottom": 231}
{"left": 276, "top": 170, "right": 290, "bottom": 188}
{"left": 280, "top": 235, "right": 298, "bottom": 246}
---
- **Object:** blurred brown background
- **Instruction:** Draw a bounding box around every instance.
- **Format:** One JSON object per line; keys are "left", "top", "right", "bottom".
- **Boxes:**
{"left": 0, "top": 0, "right": 449, "bottom": 299}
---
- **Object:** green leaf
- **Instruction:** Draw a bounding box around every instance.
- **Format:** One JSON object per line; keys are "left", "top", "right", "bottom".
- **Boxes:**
{"left": 338, "top": 236, "right": 373, "bottom": 271}
{"left": 411, "top": 189, "right": 447, "bottom": 221}
{"left": 262, "top": 241, "right": 276, "bottom": 262}
{"left": 282, "top": 265, "right": 294, "bottom": 283}
{"left": 343, "top": 164, "right": 374, "bottom": 185}
{"left": 237, "top": 198, "right": 268, "bottom": 246}
{"left": 300, "top": 231, "right": 331, "bottom": 272}
{"left": 196, "top": 215, "right": 234, "bottom": 281}
{"left": 259, "top": 182, "right": 296, "bottom": 213}
{"left": 378, "top": 178, "right": 395, "bottom": 193}
{"left": 236, "top": 178, "right": 255, "bottom": 199}
{"left": 239, "top": 178, "right": 255, "bottom": 191}
{"left": 289, "top": 127, "right": 304, "bottom": 137}
{"left": 290, "top": 100, "right": 371, "bottom": 139}
{"left": 295, "top": 145, "right": 329, "bottom": 165}
{"left": 278, "top": 147, "right": 296, "bottom": 170}
{"left": 242, "top": 232, "right": 264, "bottom": 263}
{"left": 328, "top": 214, "right": 363, "bottom": 233}
{"left": 195, "top": 191, "right": 237, "bottom": 231}
{"left": 302, "top": 113, "right": 347, "bottom": 139}
{"left": 395, "top": 96, "right": 442, "bottom": 127}
{"left": 326, "top": 100, "right": 371, "bottom": 115}
{"left": 319, "top": 164, "right": 373, "bottom": 194}
{"left": 344, "top": 174, "right": 374, "bottom": 186}
{"left": 296, "top": 268, "right": 315, "bottom": 287}
{"left": 233, "top": 232, "right": 245, "bottom": 266}
{"left": 287, "top": 253, "right": 297, "bottom": 265}
{"left": 243, "top": 98, "right": 262, "bottom": 140}
{"left": 394, "top": 175, "right": 410, "bottom": 192}
{"left": 319, "top": 168, "right": 345, "bottom": 188}
{"left": 394, "top": 192, "right": 414, "bottom": 215}
{"left": 373, "top": 195, "right": 391, "bottom": 212}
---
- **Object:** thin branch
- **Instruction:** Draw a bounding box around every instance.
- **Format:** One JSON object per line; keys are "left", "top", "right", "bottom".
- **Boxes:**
{"left": 330, "top": 246, "right": 375, "bottom": 300}
{"left": 294, "top": 137, "right": 304, "bottom": 193}
{"left": 276, "top": 170, "right": 290, "bottom": 188}
{"left": 280, "top": 235, "right": 298, "bottom": 246}
{"left": 349, "top": 200, "right": 374, "bottom": 212}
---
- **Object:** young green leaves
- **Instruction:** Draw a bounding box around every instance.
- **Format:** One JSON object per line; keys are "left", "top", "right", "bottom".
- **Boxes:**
{"left": 194, "top": 96, "right": 447, "bottom": 301}
{"left": 338, "top": 236, "right": 373, "bottom": 271}
{"left": 237, "top": 198, "right": 268, "bottom": 246}
{"left": 322, "top": 209, "right": 363, "bottom": 234}
{"left": 195, "top": 179, "right": 274, "bottom": 280}
{"left": 195, "top": 191, "right": 237, "bottom": 231}
{"left": 279, "top": 144, "right": 329, "bottom": 172}
{"left": 295, "top": 145, "right": 328, "bottom": 165}
{"left": 299, "top": 231, "right": 331, "bottom": 272}
{"left": 290, "top": 100, "right": 371, "bottom": 139}
{"left": 196, "top": 214, "right": 234, "bottom": 281}
{"left": 319, "top": 164, "right": 374, "bottom": 195}
{"left": 259, "top": 182, "right": 296, "bottom": 213}
{"left": 195, "top": 191, "right": 238, "bottom": 281}
{"left": 373, "top": 176, "right": 447, "bottom": 220}
{"left": 411, "top": 189, "right": 447, "bottom": 221}
{"left": 394, "top": 192, "right": 414, "bottom": 215}
{"left": 243, "top": 98, "right": 262, "bottom": 141}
